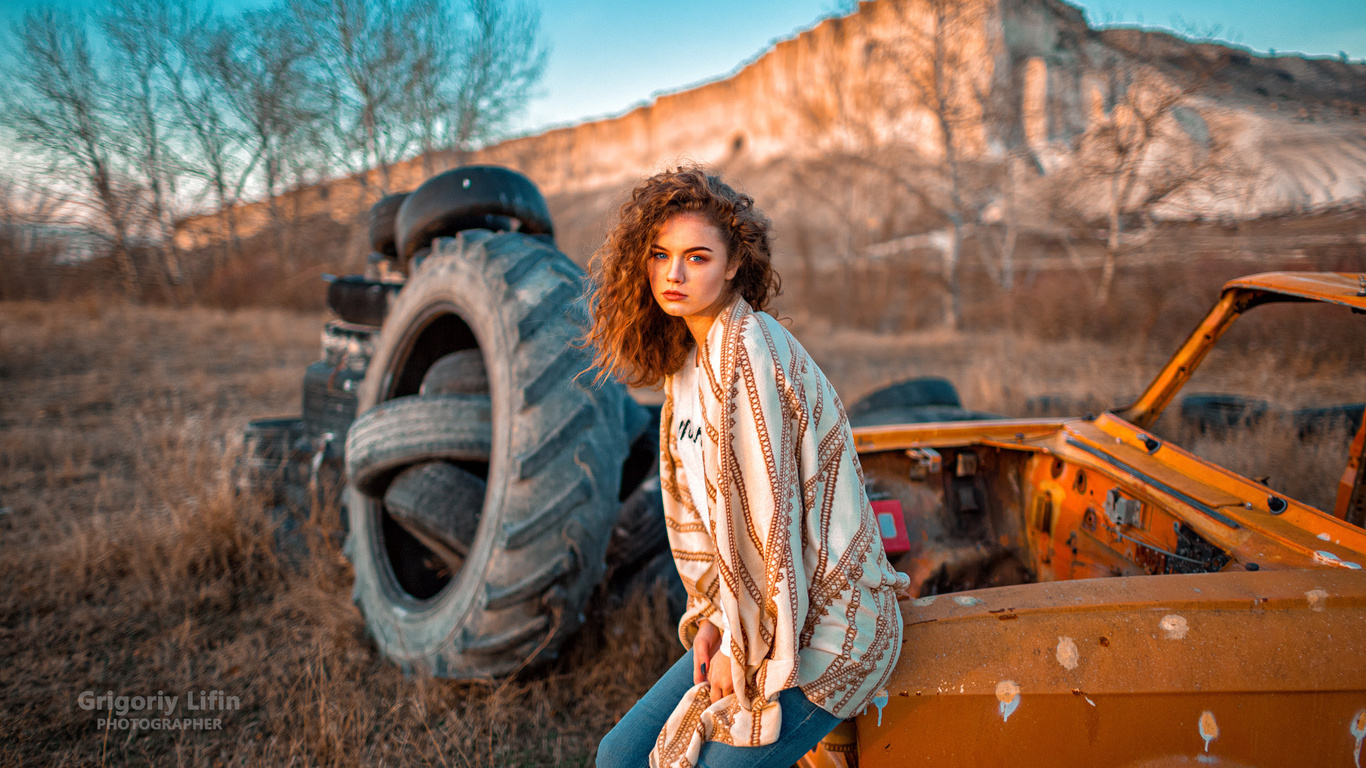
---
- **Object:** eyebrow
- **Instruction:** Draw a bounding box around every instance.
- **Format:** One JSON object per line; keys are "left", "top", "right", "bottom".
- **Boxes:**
{"left": 651, "top": 243, "right": 715, "bottom": 254}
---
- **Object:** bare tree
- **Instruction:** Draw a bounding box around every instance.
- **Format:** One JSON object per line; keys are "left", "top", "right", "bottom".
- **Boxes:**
{"left": 0, "top": 172, "right": 71, "bottom": 300}
{"left": 2, "top": 8, "right": 144, "bottom": 297}
{"left": 101, "top": 0, "right": 195, "bottom": 300}
{"left": 876, "top": 0, "right": 993, "bottom": 330}
{"left": 444, "top": 0, "right": 548, "bottom": 155}
{"left": 283, "top": 0, "right": 545, "bottom": 192}
{"left": 1065, "top": 52, "right": 1229, "bottom": 300}
{"left": 787, "top": 0, "right": 998, "bottom": 330}
{"left": 287, "top": 0, "right": 425, "bottom": 190}
{"left": 169, "top": 3, "right": 253, "bottom": 268}
{"left": 197, "top": 7, "right": 321, "bottom": 264}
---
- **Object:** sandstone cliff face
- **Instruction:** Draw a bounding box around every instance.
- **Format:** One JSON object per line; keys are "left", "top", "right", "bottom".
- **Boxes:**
{"left": 176, "top": 0, "right": 1366, "bottom": 254}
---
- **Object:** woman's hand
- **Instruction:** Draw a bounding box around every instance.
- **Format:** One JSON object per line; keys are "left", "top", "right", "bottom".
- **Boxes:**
{"left": 707, "top": 650, "right": 735, "bottom": 698}
{"left": 692, "top": 621, "right": 720, "bottom": 684}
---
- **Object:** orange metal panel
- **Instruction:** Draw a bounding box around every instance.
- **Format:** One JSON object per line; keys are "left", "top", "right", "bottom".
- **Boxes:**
{"left": 857, "top": 569, "right": 1366, "bottom": 768}
{"left": 852, "top": 419, "right": 1063, "bottom": 453}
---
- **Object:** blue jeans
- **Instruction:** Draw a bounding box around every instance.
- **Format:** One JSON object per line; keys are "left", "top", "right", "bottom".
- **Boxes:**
{"left": 596, "top": 649, "right": 842, "bottom": 768}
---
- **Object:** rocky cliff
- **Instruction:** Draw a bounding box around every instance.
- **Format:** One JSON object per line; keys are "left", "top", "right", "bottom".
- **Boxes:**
{"left": 176, "top": 0, "right": 1366, "bottom": 257}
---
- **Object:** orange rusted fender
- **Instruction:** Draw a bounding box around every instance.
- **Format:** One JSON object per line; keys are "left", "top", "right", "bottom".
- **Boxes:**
{"left": 856, "top": 568, "right": 1366, "bottom": 768}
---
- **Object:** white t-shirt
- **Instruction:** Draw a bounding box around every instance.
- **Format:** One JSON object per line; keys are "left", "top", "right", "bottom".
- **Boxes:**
{"left": 673, "top": 350, "right": 733, "bottom": 657}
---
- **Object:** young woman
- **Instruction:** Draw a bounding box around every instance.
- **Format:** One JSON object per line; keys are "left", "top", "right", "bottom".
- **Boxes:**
{"left": 586, "top": 167, "right": 909, "bottom": 768}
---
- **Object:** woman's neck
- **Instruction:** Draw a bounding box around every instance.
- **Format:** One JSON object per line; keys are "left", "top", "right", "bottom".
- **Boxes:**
{"left": 682, "top": 291, "right": 734, "bottom": 352}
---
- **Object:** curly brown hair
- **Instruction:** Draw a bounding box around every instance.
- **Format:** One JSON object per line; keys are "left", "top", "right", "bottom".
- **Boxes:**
{"left": 583, "top": 166, "right": 781, "bottom": 388}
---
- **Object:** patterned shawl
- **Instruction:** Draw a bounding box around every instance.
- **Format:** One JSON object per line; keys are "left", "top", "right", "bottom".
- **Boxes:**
{"left": 650, "top": 295, "right": 910, "bottom": 768}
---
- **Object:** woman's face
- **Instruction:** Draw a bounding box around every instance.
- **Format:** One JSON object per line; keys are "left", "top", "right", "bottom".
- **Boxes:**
{"left": 648, "top": 212, "right": 739, "bottom": 321}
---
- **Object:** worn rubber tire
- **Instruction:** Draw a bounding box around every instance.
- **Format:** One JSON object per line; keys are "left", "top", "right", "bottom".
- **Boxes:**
{"left": 370, "top": 193, "right": 409, "bottom": 257}
{"left": 244, "top": 416, "right": 306, "bottom": 461}
{"left": 420, "top": 350, "right": 489, "bottom": 395}
{"left": 604, "top": 474, "right": 667, "bottom": 580}
{"left": 847, "top": 377, "right": 961, "bottom": 424}
{"left": 240, "top": 417, "right": 306, "bottom": 501}
{"left": 620, "top": 550, "right": 687, "bottom": 624}
{"left": 302, "top": 360, "right": 366, "bottom": 447}
{"left": 346, "top": 393, "right": 493, "bottom": 499}
{"left": 345, "top": 229, "right": 635, "bottom": 679}
{"left": 327, "top": 275, "right": 400, "bottom": 328}
{"left": 385, "top": 461, "right": 485, "bottom": 561}
{"left": 1293, "top": 403, "right": 1365, "bottom": 439}
{"left": 617, "top": 401, "right": 659, "bottom": 502}
{"left": 395, "top": 166, "right": 555, "bottom": 263}
{"left": 322, "top": 320, "right": 377, "bottom": 369}
{"left": 1179, "top": 393, "right": 1269, "bottom": 433}
{"left": 849, "top": 405, "right": 1000, "bottom": 429}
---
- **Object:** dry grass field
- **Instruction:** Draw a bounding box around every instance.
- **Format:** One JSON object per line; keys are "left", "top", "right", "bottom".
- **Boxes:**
{"left": 1, "top": 295, "right": 1361, "bottom": 766}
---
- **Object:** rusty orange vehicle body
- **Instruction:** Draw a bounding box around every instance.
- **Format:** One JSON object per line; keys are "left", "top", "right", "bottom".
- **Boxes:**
{"left": 814, "top": 273, "right": 1366, "bottom": 767}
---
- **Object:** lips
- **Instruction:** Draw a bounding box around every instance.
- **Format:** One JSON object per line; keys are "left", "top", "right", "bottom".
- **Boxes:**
{"left": 661, "top": 291, "right": 687, "bottom": 300}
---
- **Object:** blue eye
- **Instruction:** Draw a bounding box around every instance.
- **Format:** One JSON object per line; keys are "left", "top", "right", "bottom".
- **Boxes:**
{"left": 651, "top": 251, "right": 667, "bottom": 260}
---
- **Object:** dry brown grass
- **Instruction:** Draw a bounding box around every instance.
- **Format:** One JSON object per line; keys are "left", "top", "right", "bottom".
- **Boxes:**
{"left": 1, "top": 297, "right": 1360, "bottom": 766}
{"left": 0, "top": 300, "right": 686, "bottom": 766}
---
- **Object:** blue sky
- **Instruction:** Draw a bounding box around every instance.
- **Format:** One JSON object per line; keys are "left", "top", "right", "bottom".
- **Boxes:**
{"left": 3, "top": 0, "right": 1362, "bottom": 136}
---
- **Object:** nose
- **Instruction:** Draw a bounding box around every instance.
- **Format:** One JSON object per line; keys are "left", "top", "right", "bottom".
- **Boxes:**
{"left": 665, "top": 255, "right": 685, "bottom": 284}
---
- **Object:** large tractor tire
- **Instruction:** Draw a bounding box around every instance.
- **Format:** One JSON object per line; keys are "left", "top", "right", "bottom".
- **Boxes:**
{"left": 345, "top": 229, "right": 639, "bottom": 679}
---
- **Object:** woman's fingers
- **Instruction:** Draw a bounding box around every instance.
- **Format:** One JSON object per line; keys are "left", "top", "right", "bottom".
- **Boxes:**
{"left": 692, "top": 621, "right": 721, "bottom": 684}
{"left": 708, "top": 653, "right": 734, "bottom": 697}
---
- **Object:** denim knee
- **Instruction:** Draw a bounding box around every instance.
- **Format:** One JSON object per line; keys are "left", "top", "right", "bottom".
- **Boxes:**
{"left": 596, "top": 719, "right": 640, "bottom": 768}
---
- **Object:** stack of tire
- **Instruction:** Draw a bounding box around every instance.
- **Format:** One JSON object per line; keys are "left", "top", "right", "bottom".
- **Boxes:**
{"left": 340, "top": 167, "right": 675, "bottom": 679}
{"left": 239, "top": 194, "right": 410, "bottom": 534}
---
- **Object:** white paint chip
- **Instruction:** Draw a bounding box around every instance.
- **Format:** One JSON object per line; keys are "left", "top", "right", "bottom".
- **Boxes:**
{"left": 953, "top": 595, "right": 983, "bottom": 607}
{"left": 911, "top": 596, "right": 937, "bottom": 607}
{"left": 1056, "top": 636, "right": 1080, "bottom": 670}
{"left": 1160, "top": 614, "right": 1189, "bottom": 640}
{"left": 995, "top": 680, "right": 1020, "bottom": 722}
{"left": 1318, "top": 532, "right": 1332, "bottom": 540}
{"left": 1307, "top": 588, "right": 1329, "bottom": 611}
